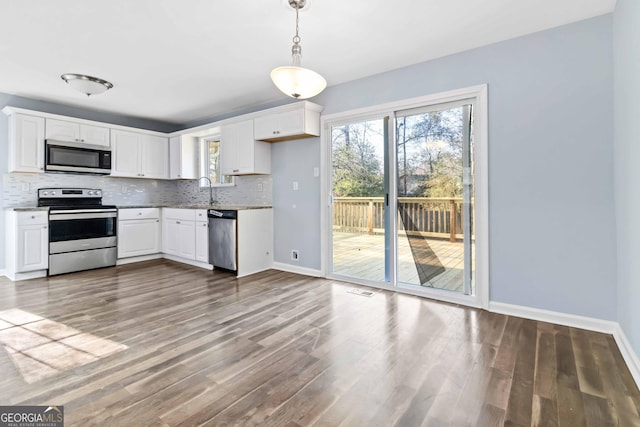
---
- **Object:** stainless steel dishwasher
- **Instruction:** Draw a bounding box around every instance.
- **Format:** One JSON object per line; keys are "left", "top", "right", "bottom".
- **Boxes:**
{"left": 208, "top": 209, "right": 238, "bottom": 271}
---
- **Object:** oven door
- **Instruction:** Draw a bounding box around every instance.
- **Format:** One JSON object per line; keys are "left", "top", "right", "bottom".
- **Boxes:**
{"left": 49, "top": 210, "right": 117, "bottom": 254}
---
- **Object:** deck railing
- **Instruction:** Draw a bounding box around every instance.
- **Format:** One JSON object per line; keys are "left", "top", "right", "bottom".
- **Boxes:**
{"left": 333, "top": 197, "right": 471, "bottom": 242}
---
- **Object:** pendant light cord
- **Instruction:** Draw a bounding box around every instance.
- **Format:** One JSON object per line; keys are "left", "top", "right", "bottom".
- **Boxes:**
{"left": 293, "top": 1, "right": 301, "bottom": 45}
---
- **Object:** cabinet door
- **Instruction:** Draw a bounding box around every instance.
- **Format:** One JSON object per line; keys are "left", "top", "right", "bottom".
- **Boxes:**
{"left": 195, "top": 221, "right": 209, "bottom": 263}
{"left": 17, "top": 224, "right": 48, "bottom": 272}
{"left": 163, "top": 219, "right": 181, "bottom": 255}
{"left": 111, "top": 130, "right": 141, "bottom": 177}
{"left": 254, "top": 109, "right": 304, "bottom": 140}
{"left": 277, "top": 109, "right": 305, "bottom": 137}
{"left": 118, "top": 219, "right": 161, "bottom": 258}
{"left": 253, "top": 114, "right": 279, "bottom": 140}
{"left": 177, "top": 221, "right": 196, "bottom": 260}
{"left": 140, "top": 135, "right": 169, "bottom": 179}
{"left": 9, "top": 114, "right": 45, "bottom": 173}
{"left": 169, "top": 136, "right": 182, "bottom": 179}
{"left": 45, "top": 118, "right": 80, "bottom": 142}
{"left": 80, "top": 124, "right": 110, "bottom": 147}
{"left": 220, "top": 120, "right": 255, "bottom": 175}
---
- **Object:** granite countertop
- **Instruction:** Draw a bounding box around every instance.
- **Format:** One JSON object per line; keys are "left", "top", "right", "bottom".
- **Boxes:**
{"left": 5, "top": 207, "right": 49, "bottom": 212}
{"left": 7, "top": 205, "right": 272, "bottom": 211}
{"left": 118, "top": 205, "right": 272, "bottom": 210}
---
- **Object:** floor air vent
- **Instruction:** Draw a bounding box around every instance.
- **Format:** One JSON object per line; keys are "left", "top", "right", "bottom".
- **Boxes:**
{"left": 347, "top": 288, "right": 376, "bottom": 297}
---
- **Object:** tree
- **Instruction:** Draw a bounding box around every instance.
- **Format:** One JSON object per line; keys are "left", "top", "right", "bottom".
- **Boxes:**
{"left": 332, "top": 121, "right": 384, "bottom": 197}
{"left": 397, "top": 108, "right": 465, "bottom": 198}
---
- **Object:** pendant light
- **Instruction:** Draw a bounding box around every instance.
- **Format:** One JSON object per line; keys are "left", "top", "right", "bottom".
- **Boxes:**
{"left": 61, "top": 73, "right": 113, "bottom": 96}
{"left": 271, "top": 0, "right": 326, "bottom": 99}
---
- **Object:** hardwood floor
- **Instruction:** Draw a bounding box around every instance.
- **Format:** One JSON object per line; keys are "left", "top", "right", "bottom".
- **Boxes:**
{"left": 0, "top": 260, "right": 638, "bottom": 426}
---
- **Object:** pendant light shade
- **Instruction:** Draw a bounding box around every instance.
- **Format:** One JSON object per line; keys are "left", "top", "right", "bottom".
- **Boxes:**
{"left": 271, "top": 0, "right": 326, "bottom": 99}
{"left": 271, "top": 65, "right": 326, "bottom": 99}
{"left": 61, "top": 73, "right": 113, "bottom": 96}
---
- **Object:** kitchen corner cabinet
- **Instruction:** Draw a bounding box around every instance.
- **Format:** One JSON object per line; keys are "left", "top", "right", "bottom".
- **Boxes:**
{"left": 220, "top": 120, "right": 271, "bottom": 175}
{"left": 6, "top": 113, "right": 45, "bottom": 173}
{"left": 169, "top": 135, "right": 199, "bottom": 179}
{"left": 117, "top": 208, "right": 161, "bottom": 258}
{"left": 5, "top": 211, "right": 49, "bottom": 280}
{"left": 45, "top": 118, "right": 110, "bottom": 147}
{"left": 253, "top": 102, "right": 322, "bottom": 142}
{"left": 111, "top": 130, "right": 169, "bottom": 179}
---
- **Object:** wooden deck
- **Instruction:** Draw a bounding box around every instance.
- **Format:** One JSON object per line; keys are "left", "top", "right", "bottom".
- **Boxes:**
{"left": 332, "top": 232, "right": 469, "bottom": 292}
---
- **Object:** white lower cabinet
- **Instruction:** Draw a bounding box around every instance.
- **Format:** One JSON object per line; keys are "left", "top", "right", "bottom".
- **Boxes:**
{"left": 117, "top": 208, "right": 161, "bottom": 258}
{"left": 195, "top": 217, "right": 209, "bottom": 263}
{"left": 163, "top": 209, "right": 208, "bottom": 264}
{"left": 5, "top": 211, "right": 49, "bottom": 280}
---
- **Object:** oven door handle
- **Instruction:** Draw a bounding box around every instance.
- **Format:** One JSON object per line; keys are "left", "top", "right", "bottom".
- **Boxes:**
{"left": 49, "top": 212, "right": 117, "bottom": 220}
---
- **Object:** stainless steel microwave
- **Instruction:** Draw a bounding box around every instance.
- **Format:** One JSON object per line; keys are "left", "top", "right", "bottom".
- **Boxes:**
{"left": 45, "top": 140, "right": 112, "bottom": 174}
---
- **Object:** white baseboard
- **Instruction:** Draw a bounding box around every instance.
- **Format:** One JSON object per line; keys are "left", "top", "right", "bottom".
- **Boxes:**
{"left": 272, "top": 262, "right": 323, "bottom": 277}
{"left": 489, "top": 302, "right": 618, "bottom": 334}
{"left": 163, "top": 254, "right": 213, "bottom": 270}
{"left": 116, "top": 254, "right": 163, "bottom": 265}
{"left": 490, "top": 301, "right": 640, "bottom": 390}
{"left": 613, "top": 324, "right": 640, "bottom": 389}
{"left": 3, "top": 269, "right": 48, "bottom": 282}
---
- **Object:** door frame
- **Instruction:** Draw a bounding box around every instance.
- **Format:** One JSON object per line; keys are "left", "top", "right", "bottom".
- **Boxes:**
{"left": 320, "top": 84, "right": 489, "bottom": 309}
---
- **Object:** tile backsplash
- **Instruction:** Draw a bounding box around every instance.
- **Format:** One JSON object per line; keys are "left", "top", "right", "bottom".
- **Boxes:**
{"left": 2, "top": 173, "right": 272, "bottom": 207}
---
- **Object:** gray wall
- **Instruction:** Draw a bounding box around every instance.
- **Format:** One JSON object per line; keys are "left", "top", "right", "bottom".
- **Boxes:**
{"left": 613, "top": 0, "right": 640, "bottom": 358}
{"left": 272, "top": 138, "right": 321, "bottom": 268}
{"left": 273, "top": 15, "right": 617, "bottom": 320}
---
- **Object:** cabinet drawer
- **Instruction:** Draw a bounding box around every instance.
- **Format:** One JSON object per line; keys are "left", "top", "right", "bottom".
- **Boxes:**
{"left": 119, "top": 208, "right": 160, "bottom": 221}
{"left": 16, "top": 211, "right": 48, "bottom": 225}
{"left": 163, "top": 208, "right": 196, "bottom": 221}
{"left": 194, "top": 209, "right": 208, "bottom": 222}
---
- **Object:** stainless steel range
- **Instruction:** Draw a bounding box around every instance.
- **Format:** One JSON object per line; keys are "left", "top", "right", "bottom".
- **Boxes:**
{"left": 38, "top": 188, "right": 117, "bottom": 275}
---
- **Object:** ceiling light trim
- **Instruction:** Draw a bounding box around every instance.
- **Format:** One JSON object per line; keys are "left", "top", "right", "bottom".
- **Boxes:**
{"left": 61, "top": 73, "right": 114, "bottom": 97}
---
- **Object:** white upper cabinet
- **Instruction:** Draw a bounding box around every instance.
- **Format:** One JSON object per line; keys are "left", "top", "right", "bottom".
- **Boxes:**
{"left": 111, "top": 130, "right": 169, "bottom": 179}
{"left": 220, "top": 120, "right": 271, "bottom": 175}
{"left": 6, "top": 113, "right": 45, "bottom": 173}
{"left": 46, "top": 118, "right": 110, "bottom": 147}
{"left": 169, "top": 135, "right": 199, "bottom": 179}
{"left": 141, "top": 135, "right": 169, "bottom": 179}
{"left": 253, "top": 102, "right": 322, "bottom": 142}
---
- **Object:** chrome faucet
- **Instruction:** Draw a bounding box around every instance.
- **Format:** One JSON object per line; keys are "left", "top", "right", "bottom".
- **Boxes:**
{"left": 198, "top": 176, "right": 216, "bottom": 205}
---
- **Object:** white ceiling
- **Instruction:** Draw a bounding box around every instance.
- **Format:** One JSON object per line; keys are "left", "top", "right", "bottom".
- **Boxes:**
{"left": 0, "top": 0, "right": 616, "bottom": 125}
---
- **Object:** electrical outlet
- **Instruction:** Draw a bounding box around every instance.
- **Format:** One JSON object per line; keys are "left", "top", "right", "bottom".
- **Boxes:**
{"left": 293, "top": 181, "right": 299, "bottom": 191}
{"left": 257, "top": 183, "right": 263, "bottom": 192}
{"left": 21, "top": 183, "right": 29, "bottom": 192}
{"left": 291, "top": 250, "right": 299, "bottom": 261}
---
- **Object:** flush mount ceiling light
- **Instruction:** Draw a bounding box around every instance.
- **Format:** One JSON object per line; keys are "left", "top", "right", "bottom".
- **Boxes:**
{"left": 60, "top": 73, "right": 113, "bottom": 97}
{"left": 270, "top": 0, "right": 326, "bottom": 99}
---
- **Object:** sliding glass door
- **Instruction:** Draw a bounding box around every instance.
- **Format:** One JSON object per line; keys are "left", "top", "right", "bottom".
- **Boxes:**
{"left": 395, "top": 102, "right": 474, "bottom": 294}
{"left": 325, "top": 88, "right": 485, "bottom": 304}
{"left": 330, "top": 117, "right": 389, "bottom": 283}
